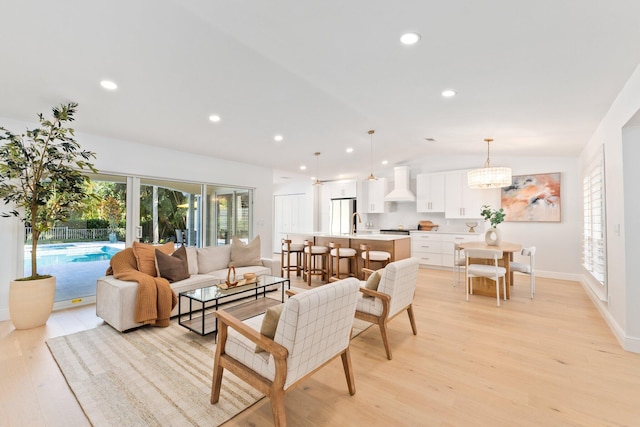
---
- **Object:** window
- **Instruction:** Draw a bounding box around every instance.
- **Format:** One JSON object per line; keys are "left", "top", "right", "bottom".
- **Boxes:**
{"left": 582, "top": 146, "right": 607, "bottom": 298}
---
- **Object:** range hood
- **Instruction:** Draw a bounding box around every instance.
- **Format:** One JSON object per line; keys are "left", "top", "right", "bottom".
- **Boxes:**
{"left": 384, "top": 166, "right": 416, "bottom": 202}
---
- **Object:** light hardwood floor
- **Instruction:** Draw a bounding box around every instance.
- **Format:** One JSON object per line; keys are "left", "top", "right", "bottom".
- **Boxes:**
{"left": 2, "top": 268, "right": 640, "bottom": 426}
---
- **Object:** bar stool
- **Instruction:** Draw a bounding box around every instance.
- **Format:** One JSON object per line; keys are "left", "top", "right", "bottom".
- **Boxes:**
{"left": 303, "top": 240, "right": 329, "bottom": 286}
{"left": 360, "top": 244, "right": 390, "bottom": 278}
{"left": 280, "top": 239, "right": 304, "bottom": 279}
{"left": 329, "top": 242, "right": 358, "bottom": 280}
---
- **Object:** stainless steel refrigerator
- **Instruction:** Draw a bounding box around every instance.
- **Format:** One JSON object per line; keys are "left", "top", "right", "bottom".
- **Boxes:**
{"left": 330, "top": 198, "right": 357, "bottom": 235}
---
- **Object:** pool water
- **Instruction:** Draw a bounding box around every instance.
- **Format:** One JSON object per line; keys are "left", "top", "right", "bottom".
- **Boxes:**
{"left": 24, "top": 244, "right": 122, "bottom": 269}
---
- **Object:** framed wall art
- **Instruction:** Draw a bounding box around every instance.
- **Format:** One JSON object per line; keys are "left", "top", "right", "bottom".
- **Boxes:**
{"left": 501, "top": 172, "right": 561, "bottom": 222}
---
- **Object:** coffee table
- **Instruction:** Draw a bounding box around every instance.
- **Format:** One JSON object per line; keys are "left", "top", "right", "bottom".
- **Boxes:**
{"left": 178, "top": 275, "right": 290, "bottom": 337}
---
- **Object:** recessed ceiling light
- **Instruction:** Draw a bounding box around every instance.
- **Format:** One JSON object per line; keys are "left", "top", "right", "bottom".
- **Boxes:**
{"left": 208, "top": 115, "right": 221, "bottom": 123}
{"left": 346, "top": 147, "right": 354, "bottom": 153}
{"left": 381, "top": 160, "right": 389, "bottom": 165}
{"left": 274, "top": 134, "right": 284, "bottom": 142}
{"left": 442, "top": 89, "right": 457, "bottom": 97}
{"left": 310, "top": 176, "right": 316, "bottom": 181}
{"left": 300, "top": 165, "right": 307, "bottom": 171}
{"left": 100, "top": 80, "right": 118, "bottom": 90}
{"left": 400, "top": 32, "right": 421, "bottom": 45}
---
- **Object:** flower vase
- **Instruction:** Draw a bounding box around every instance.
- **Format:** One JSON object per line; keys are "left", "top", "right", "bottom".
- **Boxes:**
{"left": 485, "top": 227, "right": 502, "bottom": 246}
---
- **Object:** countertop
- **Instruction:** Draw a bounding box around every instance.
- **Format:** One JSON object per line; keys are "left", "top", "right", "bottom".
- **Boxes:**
{"left": 289, "top": 232, "right": 410, "bottom": 241}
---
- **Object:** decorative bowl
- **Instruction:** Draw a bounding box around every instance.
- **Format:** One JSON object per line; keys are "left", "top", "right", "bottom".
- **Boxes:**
{"left": 243, "top": 272, "right": 257, "bottom": 282}
{"left": 465, "top": 221, "right": 479, "bottom": 233}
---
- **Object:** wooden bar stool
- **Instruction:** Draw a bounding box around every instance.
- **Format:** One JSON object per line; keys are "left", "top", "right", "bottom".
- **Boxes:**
{"left": 329, "top": 242, "right": 358, "bottom": 280}
{"left": 280, "top": 239, "right": 304, "bottom": 279}
{"left": 303, "top": 240, "right": 329, "bottom": 286}
{"left": 360, "top": 244, "right": 390, "bottom": 278}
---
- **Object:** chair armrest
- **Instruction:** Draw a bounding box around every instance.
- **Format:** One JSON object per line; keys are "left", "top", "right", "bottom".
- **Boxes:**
{"left": 261, "top": 257, "right": 281, "bottom": 276}
{"left": 359, "top": 287, "right": 391, "bottom": 303}
{"left": 215, "top": 309, "right": 288, "bottom": 360}
{"left": 361, "top": 267, "right": 375, "bottom": 279}
{"left": 285, "top": 289, "right": 300, "bottom": 297}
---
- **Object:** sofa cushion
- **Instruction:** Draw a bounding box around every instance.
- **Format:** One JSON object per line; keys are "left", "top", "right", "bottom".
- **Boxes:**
{"left": 197, "top": 245, "right": 232, "bottom": 274}
{"left": 185, "top": 246, "right": 199, "bottom": 275}
{"left": 255, "top": 303, "right": 285, "bottom": 353}
{"left": 156, "top": 246, "right": 190, "bottom": 283}
{"left": 132, "top": 241, "right": 174, "bottom": 276}
{"left": 230, "top": 236, "right": 261, "bottom": 267}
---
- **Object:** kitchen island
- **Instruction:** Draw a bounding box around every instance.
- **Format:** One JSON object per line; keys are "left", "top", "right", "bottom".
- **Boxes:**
{"left": 289, "top": 233, "right": 411, "bottom": 263}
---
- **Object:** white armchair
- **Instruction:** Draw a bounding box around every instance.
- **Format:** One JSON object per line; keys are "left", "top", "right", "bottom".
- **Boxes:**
{"left": 355, "top": 257, "right": 420, "bottom": 360}
{"left": 210, "top": 277, "right": 360, "bottom": 427}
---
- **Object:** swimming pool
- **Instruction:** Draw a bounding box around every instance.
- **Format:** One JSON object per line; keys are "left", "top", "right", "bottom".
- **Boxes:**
{"left": 24, "top": 243, "right": 123, "bottom": 268}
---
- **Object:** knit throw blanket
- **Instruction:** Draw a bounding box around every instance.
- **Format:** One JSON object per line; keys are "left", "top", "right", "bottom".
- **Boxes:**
{"left": 108, "top": 248, "right": 177, "bottom": 327}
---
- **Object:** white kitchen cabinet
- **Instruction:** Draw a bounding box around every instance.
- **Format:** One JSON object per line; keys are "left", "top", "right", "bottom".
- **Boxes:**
{"left": 273, "top": 193, "right": 307, "bottom": 253}
{"left": 444, "top": 170, "right": 497, "bottom": 219}
{"left": 416, "top": 172, "right": 445, "bottom": 212}
{"left": 359, "top": 178, "right": 388, "bottom": 213}
{"left": 329, "top": 180, "right": 356, "bottom": 199}
{"left": 411, "top": 231, "right": 482, "bottom": 267}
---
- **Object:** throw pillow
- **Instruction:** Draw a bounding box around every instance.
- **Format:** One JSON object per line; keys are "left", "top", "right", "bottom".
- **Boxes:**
{"left": 132, "top": 241, "right": 174, "bottom": 276}
{"left": 196, "top": 245, "right": 232, "bottom": 274}
{"left": 364, "top": 269, "right": 384, "bottom": 291}
{"left": 255, "top": 302, "right": 285, "bottom": 353}
{"left": 156, "top": 245, "right": 190, "bottom": 283}
{"left": 230, "top": 235, "right": 261, "bottom": 268}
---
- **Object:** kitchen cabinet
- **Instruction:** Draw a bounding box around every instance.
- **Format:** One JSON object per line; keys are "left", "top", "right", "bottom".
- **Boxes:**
{"left": 444, "top": 170, "right": 498, "bottom": 219}
{"left": 359, "top": 178, "right": 388, "bottom": 213}
{"left": 416, "top": 172, "right": 445, "bottom": 212}
{"left": 329, "top": 180, "right": 356, "bottom": 199}
{"left": 410, "top": 231, "right": 481, "bottom": 267}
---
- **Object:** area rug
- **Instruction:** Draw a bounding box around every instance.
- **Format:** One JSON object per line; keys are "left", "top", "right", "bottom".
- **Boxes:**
{"left": 47, "top": 318, "right": 372, "bottom": 427}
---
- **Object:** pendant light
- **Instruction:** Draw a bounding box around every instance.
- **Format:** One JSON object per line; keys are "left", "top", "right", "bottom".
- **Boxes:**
{"left": 467, "top": 138, "right": 512, "bottom": 189}
{"left": 313, "top": 152, "right": 323, "bottom": 186}
{"left": 366, "top": 129, "right": 377, "bottom": 181}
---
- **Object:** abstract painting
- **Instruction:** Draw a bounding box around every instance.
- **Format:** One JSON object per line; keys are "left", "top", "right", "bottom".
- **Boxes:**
{"left": 501, "top": 173, "right": 561, "bottom": 222}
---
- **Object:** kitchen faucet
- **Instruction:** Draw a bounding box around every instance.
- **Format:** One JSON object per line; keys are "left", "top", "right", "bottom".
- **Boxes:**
{"left": 351, "top": 212, "right": 362, "bottom": 235}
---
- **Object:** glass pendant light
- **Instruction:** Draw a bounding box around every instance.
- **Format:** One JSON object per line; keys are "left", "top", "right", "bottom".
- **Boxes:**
{"left": 467, "top": 138, "right": 512, "bottom": 189}
{"left": 366, "top": 130, "right": 377, "bottom": 181}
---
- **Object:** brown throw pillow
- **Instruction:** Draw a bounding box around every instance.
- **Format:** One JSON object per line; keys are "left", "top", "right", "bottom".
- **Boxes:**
{"left": 230, "top": 235, "right": 262, "bottom": 268}
{"left": 156, "top": 246, "right": 190, "bottom": 283}
{"left": 255, "top": 303, "right": 285, "bottom": 353}
{"left": 365, "top": 269, "right": 384, "bottom": 291}
{"left": 132, "top": 241, "right": 174, "bottom": 276}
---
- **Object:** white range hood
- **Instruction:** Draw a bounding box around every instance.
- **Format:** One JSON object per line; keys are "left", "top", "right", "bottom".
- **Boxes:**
{"left": 384, "top": 166, "right": 416, "bottom": 202}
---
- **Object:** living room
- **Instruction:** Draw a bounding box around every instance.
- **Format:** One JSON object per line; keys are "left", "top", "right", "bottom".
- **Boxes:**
{"left": 2, "top": 1, "right": 640, "bottom": 426}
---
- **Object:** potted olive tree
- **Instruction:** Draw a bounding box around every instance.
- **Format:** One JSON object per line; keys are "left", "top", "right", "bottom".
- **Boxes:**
{"left": 0, "top": 102, "right": 97, "bottom": 329}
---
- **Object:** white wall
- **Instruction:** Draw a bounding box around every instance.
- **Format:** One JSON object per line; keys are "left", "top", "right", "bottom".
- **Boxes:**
{"left": 0, "top": 117, "right": 274, "bottom": 321}
{"left": 579, "top": 63, "right": 640, "bottom": 352}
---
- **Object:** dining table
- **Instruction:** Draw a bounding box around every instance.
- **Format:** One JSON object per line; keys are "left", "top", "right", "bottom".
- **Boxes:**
{"left": 458, "top": 241, "right": 522, "bottom": 299}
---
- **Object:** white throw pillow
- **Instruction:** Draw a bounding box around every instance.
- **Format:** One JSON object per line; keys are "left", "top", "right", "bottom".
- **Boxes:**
{"left": 197, "top": 245, "right": 232, "bottom": 273}
{"left": 230, "top": 236, "right": 262, "bottom": 267}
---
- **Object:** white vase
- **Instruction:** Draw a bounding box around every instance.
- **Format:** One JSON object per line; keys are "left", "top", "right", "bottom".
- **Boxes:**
{"left": 485, "top": 227, "right": 502, "bottom": 246}
{"left": 9, "top": 276, "right": 56, "bottom": 329}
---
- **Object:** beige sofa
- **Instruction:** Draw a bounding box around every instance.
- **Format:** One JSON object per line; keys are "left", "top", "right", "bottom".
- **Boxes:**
{"left": 96, "top": 245, "right": 280, "bottom": 332}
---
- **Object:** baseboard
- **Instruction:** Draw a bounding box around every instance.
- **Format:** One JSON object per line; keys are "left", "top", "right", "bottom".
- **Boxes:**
{"left": 535, "top": 270, "right": 581, "bottom": 282}
{"left": 577, "top": 275, "right": 640, "bottom": 354}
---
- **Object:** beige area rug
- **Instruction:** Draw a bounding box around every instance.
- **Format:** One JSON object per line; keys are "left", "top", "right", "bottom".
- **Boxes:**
{"left": 47, "top": 317, "right": 372, "bottom": 427}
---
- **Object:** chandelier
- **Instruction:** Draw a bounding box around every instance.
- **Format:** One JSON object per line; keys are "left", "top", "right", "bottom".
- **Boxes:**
{"left": 467, "top": 138, "right": 512, "bottom": 189}
{"left": 366, "top": 129, "right": 377, "bottom": 181}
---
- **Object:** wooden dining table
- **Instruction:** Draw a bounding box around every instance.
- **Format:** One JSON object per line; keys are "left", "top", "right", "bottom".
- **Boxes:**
{"left": 458, "top": 241, "right": 522, "bottom": 299}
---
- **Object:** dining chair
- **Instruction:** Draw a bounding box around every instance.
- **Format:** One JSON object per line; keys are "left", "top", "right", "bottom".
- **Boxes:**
{"left": 452, "top": 243, "right": 466, "bottom": 287}
{"left": 510, "top": 246, "right": 536, "bottom": 299}
{"left": 210, "top": 278, "right": 360, "bottom": 427}
{"left": 465, "top": 248, "right": 507, "bottom": 307}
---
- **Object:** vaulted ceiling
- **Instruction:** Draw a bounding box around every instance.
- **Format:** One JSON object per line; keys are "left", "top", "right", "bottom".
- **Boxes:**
{"left": 1, "top": 1, "right": 640, "bottom": 182}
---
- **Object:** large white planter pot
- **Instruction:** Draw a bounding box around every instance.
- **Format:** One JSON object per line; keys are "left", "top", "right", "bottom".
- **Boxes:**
{"left": 9, "top": 276, "right": 56, "bottom": 330}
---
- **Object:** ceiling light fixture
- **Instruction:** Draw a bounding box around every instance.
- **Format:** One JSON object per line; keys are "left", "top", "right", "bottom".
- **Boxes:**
{"left": 313, "top": 152, "right": 323, "bottom": 186}
{"left": 299, "top": 165, "right": 307, "bottom": 171}
{"left": 346, "top": 147, "right": 354, "bottom": 153}
{"left": 367, "top": 130, "right": 378, "bottom": 181}
{"left": 442, "top": 89, "right": 456, "bottom": 97}
{"left": 209, "top": 114, "right": 221, "bottom": 122}
{"left": 467, "top": 138, "right": 512, "bottom": 189}
{"left": 274, "top": 134, "right": 284, "bottom": 142}
{"left": 100, "top": 80, "right": 118, "bottom": 90}
{"left": 400, "top": 32, "right": 421, "bottom": 45}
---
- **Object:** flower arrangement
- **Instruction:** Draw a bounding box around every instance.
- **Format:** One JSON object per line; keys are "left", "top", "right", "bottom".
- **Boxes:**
{"left": 480, "top": 204, "right": 505, "bottom": 228}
